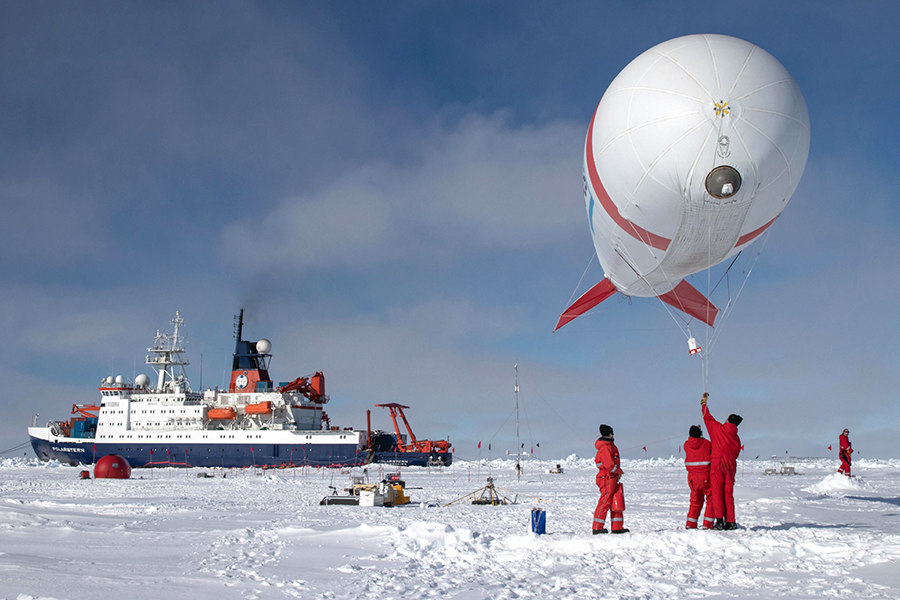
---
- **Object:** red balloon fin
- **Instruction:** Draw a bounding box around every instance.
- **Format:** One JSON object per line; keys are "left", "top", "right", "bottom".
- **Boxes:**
{"left": 659, "top": 280, "right": 719, "bottom": 327}
{"left": 554, "top": 278, "right": 618, "bottom": 331}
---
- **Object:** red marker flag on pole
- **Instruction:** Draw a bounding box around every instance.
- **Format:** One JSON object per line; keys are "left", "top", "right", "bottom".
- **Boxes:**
{"left": 828, "top": 445, "right": 832, "bottom": 451}
{"left": 478, "top": 441, "right": 481, "bottom": 449}
{"left": 642, "top": 446, "right": 647, "bottom": 451}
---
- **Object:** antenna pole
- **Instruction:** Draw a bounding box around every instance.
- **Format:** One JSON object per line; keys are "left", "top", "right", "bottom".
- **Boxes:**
{"left": 515, "top": 363, "right": 521, "bottom": 481}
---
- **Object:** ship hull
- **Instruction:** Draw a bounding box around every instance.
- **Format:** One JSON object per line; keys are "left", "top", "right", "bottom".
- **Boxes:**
{"left": 373, "top": 451, "right": 452, "bottom": 467}
{"left": 30, "top": 432, "right": 369, "bottom": 469}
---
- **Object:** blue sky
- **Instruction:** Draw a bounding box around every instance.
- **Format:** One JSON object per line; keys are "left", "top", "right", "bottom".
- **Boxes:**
{"left": 2, "top": 1, "right": 899, "bottom": 461}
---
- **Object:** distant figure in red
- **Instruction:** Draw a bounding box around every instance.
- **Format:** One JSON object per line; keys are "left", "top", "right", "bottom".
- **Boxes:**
{"left": 701, "top": 393, "right": 742, "bottom": 530}
{"left": 838, "top": 429, "right": 853, "bottom": 476}
{"left": 684, "top": 424, "right": 714, "bottom": 529}
{"left": 592, "top": 424, "right": 628, "bottom": 534}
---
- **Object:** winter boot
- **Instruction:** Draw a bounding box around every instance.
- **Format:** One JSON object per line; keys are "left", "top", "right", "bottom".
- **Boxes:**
{"left": 592, "top": 528, "right": 608, "bottom": 534}
{"left": 713, "top": 519, "right": 725, "bottom": 530}
{"left": 724, "top": 522, "right": 739, "bottom": 531}
{"left": 611, "top": 528, "right": 630, "bottom": 534}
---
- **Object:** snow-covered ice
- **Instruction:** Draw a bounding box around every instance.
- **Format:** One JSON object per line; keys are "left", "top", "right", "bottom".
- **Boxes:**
{"left": 2, "top": 456, "right": 900, "bottom": 599}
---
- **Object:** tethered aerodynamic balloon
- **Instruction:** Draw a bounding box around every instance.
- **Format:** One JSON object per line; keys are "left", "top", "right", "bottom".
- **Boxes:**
{"left": 556, "top": 34, "right": 810, "bottom": 337}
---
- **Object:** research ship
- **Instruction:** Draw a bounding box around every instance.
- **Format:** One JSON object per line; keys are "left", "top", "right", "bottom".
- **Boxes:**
{"left": 28, "top": 311, "right": 369, "bottom": 468}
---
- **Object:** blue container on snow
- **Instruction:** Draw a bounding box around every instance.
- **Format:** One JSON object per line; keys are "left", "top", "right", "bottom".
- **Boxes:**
{"left": 531, "top": 507, "right": 546, "bottom": 535}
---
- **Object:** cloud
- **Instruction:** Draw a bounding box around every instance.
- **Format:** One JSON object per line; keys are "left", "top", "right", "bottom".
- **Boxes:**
{"left": 220, "top": 171, "right": 394, "bottom": 270}
{"left": 220, "top": 112, "right": 585, "bottom": 272}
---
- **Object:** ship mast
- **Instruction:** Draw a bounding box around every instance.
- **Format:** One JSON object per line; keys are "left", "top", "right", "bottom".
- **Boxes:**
{"left": 146, "top": 311, "right": 191, "bottom": 392}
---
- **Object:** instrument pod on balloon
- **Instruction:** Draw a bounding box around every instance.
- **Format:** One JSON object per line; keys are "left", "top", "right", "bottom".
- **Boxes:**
{"left": 556, "top": 34, "right": 810, "bottom": 331}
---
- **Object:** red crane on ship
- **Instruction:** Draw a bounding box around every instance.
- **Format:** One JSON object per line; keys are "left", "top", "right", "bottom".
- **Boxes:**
{"left": 375, "top": 403, "right": 450, "bottom": 454}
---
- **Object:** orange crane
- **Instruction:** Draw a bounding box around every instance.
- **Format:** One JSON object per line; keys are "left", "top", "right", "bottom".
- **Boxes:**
{"left": 375, "top": 403, "right": 450, "bottom": 454}
{"left": 279, "top": 372, "right": 329, "bottom": 404}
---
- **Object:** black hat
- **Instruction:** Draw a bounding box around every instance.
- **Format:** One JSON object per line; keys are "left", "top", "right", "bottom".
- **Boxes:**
{"left": 727, "top": 414, "right": 743, "bottom": 426}
{"left": 689, "top": 425, "right": 703, "bottom": 438}
{"left": 599, "top": 424, "right": 614, "bottom": 437}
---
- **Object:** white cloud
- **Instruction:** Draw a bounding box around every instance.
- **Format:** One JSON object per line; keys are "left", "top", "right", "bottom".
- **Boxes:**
{"left": 220, "top": 112, "right": 585, "bottom": 272}
{"left": 220, "top": 171, "right": 394, "bottom": 269}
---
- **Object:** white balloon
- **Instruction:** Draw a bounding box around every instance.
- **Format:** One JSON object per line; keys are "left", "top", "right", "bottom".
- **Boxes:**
{"left": 586, "top": 34, "right": 810, "bottom": 298}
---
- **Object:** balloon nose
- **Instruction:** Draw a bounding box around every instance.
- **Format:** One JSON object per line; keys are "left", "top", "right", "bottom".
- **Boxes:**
{"left": 705, "top": 165, "right": 742, "bottom": 199}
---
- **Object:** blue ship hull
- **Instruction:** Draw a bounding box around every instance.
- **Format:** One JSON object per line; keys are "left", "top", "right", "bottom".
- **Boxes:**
{"left": 373, "top": 451, "right": 452, "bottom": 467}
{"left": 30, "top": 436, "right": 370, "bottom": 469}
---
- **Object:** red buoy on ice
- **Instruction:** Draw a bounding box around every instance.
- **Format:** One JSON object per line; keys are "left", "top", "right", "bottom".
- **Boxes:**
{"left": 94, "top": 454, "right": 132, "bottom": 479}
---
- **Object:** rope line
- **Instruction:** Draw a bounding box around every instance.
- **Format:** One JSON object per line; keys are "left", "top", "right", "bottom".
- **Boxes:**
{"left": 0, "top": 441, "right": 31, "bottom": 456}
{"left": 564, "top": 253, "right": 597, "bottom": 309}
{"left": 487, "top": 405, "right": 517, "bottom": 446}
{"left": 706, "top": 228, "right": 772, "bottom": 354}
{"left": 518, "top": 372, "right": 591, "bottom": 447}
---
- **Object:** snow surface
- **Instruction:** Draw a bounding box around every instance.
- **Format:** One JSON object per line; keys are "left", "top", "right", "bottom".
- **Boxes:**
{"left": 2, "top": 456, "right": 900, "bottom": 599}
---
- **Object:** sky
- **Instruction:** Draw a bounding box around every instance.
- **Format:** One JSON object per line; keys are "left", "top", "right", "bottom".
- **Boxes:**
{"left": 2, "top": 1, "right": 899, "bottom": 460}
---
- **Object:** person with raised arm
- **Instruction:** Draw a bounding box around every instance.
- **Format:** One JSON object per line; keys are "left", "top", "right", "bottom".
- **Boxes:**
{"left": 701, "top": 393, "right": 742, "bottom": 530}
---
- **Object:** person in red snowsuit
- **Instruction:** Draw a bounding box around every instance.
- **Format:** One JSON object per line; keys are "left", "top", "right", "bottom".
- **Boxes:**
{"left": 837, "top": 429, "right": 853, "bottom": 476}
{"left": 684, "top": 424, "right": 714, "bottom": 529}
{"left": 592, "top": 424, "right": 629, "bottom": 534}
{"left": 701, "top": 393, "right": 742, "bottom": 530}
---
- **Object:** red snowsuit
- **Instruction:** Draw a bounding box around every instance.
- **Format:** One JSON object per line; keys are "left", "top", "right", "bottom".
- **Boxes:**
{"left": 838, "top": 434, "right": 852, "bottom": 476}
{"left": 702, "top": 405, "right": 741, "bottom": 523}
{"left": 684, "top": 436, "right": 714, "bottom": 529}
{"left": 593, "top": 438, "right": 625, "bottom": 532}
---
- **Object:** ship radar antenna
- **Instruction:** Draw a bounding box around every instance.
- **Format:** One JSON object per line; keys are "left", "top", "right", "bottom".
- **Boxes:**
{"left": 146, "top": 311, "right": 191, "bottom": 393}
